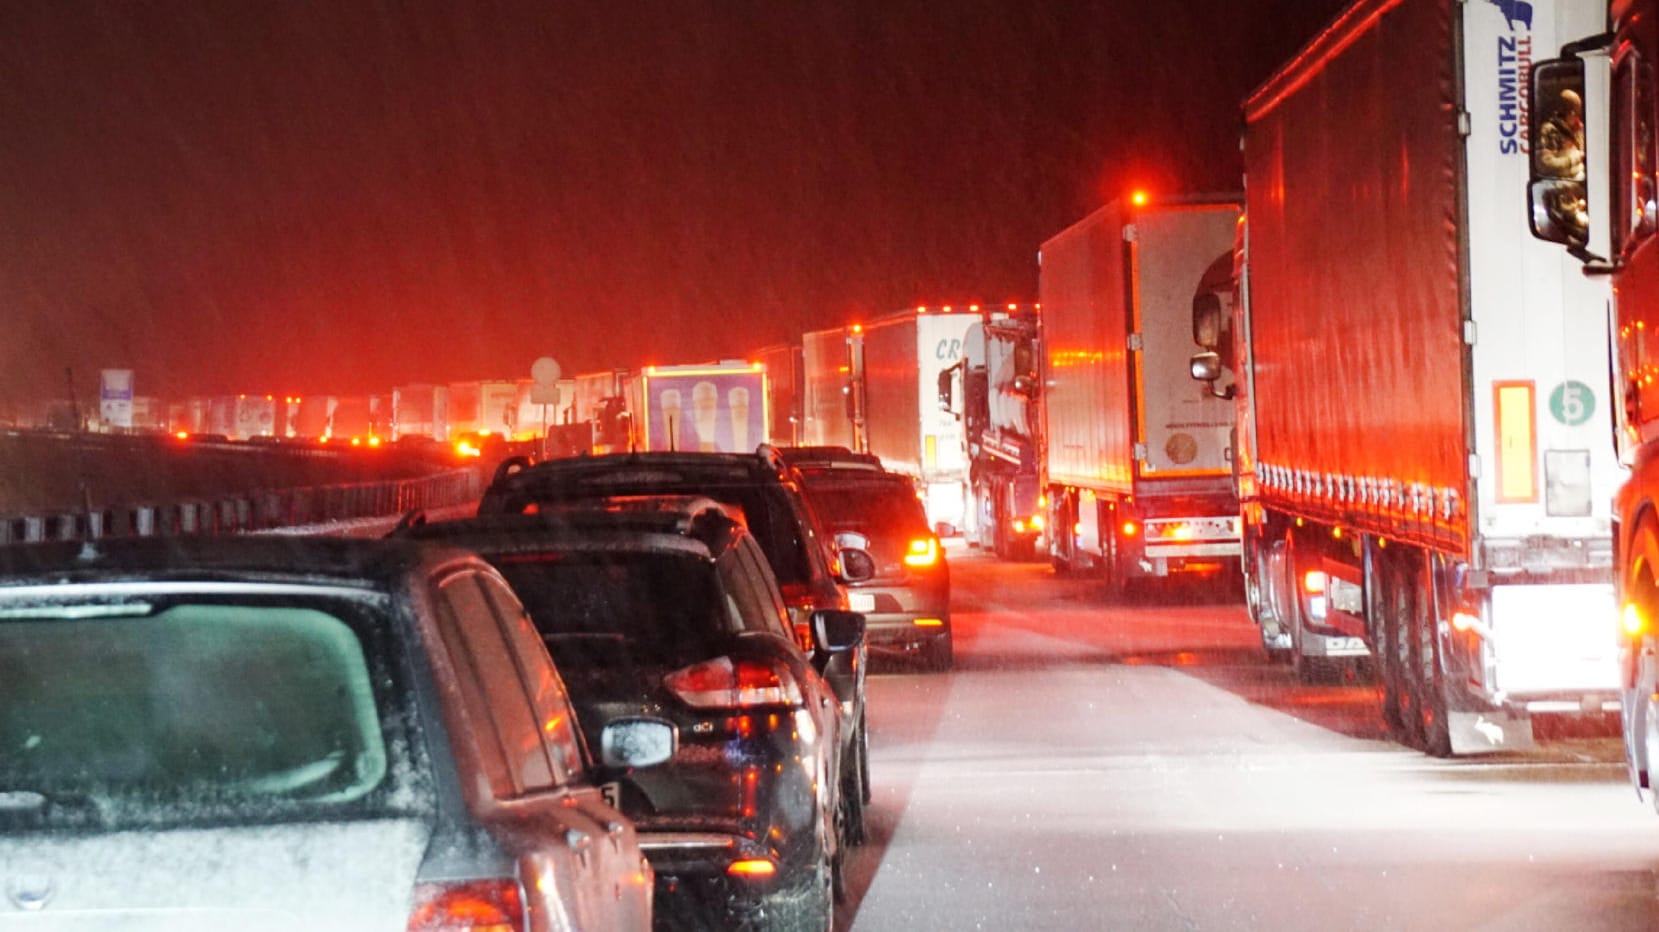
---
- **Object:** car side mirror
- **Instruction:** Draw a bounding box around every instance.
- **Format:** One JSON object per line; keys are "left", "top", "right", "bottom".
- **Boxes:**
{"left": 599, "top": 717, "right": 675, "bottom": 769}
{"left": 811, "top": 609, "right": 866, "bottom": 653}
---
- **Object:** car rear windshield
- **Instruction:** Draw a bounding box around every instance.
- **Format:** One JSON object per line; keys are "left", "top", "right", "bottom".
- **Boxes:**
{"left": 0, "top": 597, "right": 424, "bottom": 826}
{"left": 803, "top": 481, "right": 930, "bottom": 538}
{"left": 493, "top": 551, "right": 735, "bottom": 668}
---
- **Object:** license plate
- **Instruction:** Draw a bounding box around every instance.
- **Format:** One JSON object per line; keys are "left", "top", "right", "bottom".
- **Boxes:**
{"left": 848, "top": 592, "right": 876, "bottom": 612}
{"left": 1325, "top": 637, "right": 1368, "bottom": 655}
{"left": 600, "top": 782, "right": 621, "bottom": 809}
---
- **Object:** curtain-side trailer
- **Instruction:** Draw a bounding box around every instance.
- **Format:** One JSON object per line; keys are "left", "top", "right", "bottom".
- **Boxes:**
{"left": 1200, "top": 0, "right": 1621, "bottom": 756}
{"left": 1041, "top": 197, "right": 1243, "bottom": 592}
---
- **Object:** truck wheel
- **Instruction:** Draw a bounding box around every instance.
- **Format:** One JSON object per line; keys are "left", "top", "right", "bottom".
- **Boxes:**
{"left": 1393, "top": 550, "right": 1446, "bottom": 756}
{"left": 1368, "top": 553, "right": 1408, "bottom": 740}
{"left": 1254, "top": 539, "right": 1292, "bottom": 663}
{"left": 1284, "top": 532, "right": 1326, "bottom": 683}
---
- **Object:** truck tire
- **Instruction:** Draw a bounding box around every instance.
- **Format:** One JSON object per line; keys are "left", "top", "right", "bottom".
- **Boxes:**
{"left": 1284, "top": 531, "right": 1333, "bottom": 684}
{"left": 1368, "top": 551, "right": 1409, "bottom": 741}
{"left": 1253, "top": 538, "right": 1292, "bottom": 663}
{"left": 1402, "top": 551, "right": 1452, "bottom": 757}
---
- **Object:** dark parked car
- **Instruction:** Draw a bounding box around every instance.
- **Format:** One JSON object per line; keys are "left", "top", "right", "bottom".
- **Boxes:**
{"left": 0, "top": 535, "right": 667, "bottom": 931}
{"left": 477, "top": 449, "right": 874, "bottom": 833}
{"left": 793, "top": 467, "right": 953, "bottom": 671}
{"left": 400, "top": 498, "right": 866, "bottom": 930}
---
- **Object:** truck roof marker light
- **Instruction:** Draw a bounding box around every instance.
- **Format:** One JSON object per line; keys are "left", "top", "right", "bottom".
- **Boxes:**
{"left": 1008, "top": 303, "right": 1018, "bottom": 311}
{"left": 968, "top": 304, "right": 979, "bottom": 312}
{"left": 1624, "top": 603, "right": 1646, "bottom": 637}
{"left": 915, "top": 306, "right": 927, "bottom": 314}
{"left": 942, "top": 305, "right": 953, "bottom": 313}
{"left": 1302, "top": 571, "right": 1326, "bottom": 595}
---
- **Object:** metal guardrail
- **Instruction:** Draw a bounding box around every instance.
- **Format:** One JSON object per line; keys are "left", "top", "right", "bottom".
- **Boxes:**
{"left": 0, "top": 468, "right": 482, "bottom": 544}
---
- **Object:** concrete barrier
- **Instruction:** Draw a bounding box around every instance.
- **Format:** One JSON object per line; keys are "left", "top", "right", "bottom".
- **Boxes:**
{"left": 0, "top": 467, "right": 481, "bottom": 543}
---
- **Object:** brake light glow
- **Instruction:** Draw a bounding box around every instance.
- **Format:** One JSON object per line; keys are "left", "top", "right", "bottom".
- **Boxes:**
{"left": 456, "top": 440, "right": 482, "bottom": 458}
{"left": 665, "top": 656, "right": 804, "bottom": 708}
{"left": 1452, "top": 610, "right": 1481, "bottom": 633}
{"left": 727, "top": 859, "right": 777, "bottom": 879}
{"left": 903, "top": 538, "right": 939, "bottom": 567}
{"left": 407, "top": 878, "right": 523, "bottom": 932}
{"left": 1624, "top": 603, "right": 1646, "bottom": 637}
{"left": 1120, "top": 521, "right": 1138, "bottom": 537}
{"left": 174, "top": 431, "right": 189, "bottom": 440}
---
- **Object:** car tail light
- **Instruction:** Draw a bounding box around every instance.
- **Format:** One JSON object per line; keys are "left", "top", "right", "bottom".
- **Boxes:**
{"left": 903, "top": 538, "right": 939, "bottom": 567}
{"left": 407, "top": 879, "right": 523, "bottom": 932}
{"left": 665, "top": 656, "right": 804, "bottom": 709}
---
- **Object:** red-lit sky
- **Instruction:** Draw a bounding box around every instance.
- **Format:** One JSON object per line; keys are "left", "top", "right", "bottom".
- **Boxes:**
{"left": 0, "top": 0, "right": 1347, "bottom": 404}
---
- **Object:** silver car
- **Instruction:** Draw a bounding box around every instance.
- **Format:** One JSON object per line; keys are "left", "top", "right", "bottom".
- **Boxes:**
{"left": 0, "top": 535, "right": 670, "bottom": 931}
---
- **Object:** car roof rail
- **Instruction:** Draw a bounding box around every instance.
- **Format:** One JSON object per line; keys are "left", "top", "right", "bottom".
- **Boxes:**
{"left": 754, "top": 443, "right": 790, "bottom": 478}
{"left": 491, "top": 455, "right": 535, "bottom": 486}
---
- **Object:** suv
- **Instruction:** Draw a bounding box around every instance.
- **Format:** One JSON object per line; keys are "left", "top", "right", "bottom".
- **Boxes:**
{"left": 401, "top": 498, "right": 865, "bottom": 930}
{"left": 0, "top": 535, "right": 666, "bottom": 931}
{"left": 792, "top": 467, "right": 953, "bottom": 671}
{"left": 477, "top": 450, "right": 874, "bottom": 817}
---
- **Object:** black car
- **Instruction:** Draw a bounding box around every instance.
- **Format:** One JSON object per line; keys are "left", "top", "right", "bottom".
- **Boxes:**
{"left": 401, "top": 498, "right": 866, "bottom": 930}
{"left": 477, "top": 449, "right": 875, "bottom": 833}
{"left": 793, "top": 467, "right": 953, "bottom": 671}
{"left": 0, "top": 535, "right": 667, "bottom": 930}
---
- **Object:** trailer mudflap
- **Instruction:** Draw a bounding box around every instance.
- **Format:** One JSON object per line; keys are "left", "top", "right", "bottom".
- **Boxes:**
{"left": 1449, "top": 708, "right": 1535, "bottom": 755}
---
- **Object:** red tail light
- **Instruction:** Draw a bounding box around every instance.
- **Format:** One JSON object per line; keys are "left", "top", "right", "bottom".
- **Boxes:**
{"left": 665, "top": 656, "right": 804, "bottom": 708}
{"left": 407, "top": 879, "right": 523, "bottom": 932}
{"left": 902, "top": 538, "right": 939, "bottom": 568}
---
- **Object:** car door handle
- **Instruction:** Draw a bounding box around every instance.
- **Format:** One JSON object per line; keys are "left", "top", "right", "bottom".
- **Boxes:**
{"left": 606, "top": 820, "right": 627, "bottom": 839}
{"left": 566, "top": 828, "right": 592, "bottom": 853}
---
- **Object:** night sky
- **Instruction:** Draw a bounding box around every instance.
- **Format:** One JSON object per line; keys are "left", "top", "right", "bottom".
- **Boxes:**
{"left": 0, "top": 0, "right": 1348, "bottom": 404}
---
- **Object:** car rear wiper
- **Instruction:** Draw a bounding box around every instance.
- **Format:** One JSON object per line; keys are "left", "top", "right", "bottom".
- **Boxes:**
{"left": 0, "top": 788, "right": 108, "bottom": 826}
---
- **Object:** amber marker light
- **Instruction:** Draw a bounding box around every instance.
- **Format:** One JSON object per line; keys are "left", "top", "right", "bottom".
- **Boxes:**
{"left": 1131, "top": 190, "right": 1149, "bottom": 206}
{"left": 727, "top": 859, "right": 777, "bottom": 879}
{"left": 1302, "top": 571, "right": 1326, "bottom": 595}
{"left": 1120, "top": 521, "right": 1139, "bottom": 537}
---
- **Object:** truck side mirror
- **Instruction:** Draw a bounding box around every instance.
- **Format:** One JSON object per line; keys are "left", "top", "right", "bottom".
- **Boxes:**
{"left": 936, "top": 366, "right": 956, "bottom": 412}
{"left": 1527, "top": 57, "right": 1590, "bottom": 249}
{"left": 1191, "top": 294, "right": 1224, "bottom": 349}
{"left": 1189, "top": 352, "right": 1234, "bottom": 400}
